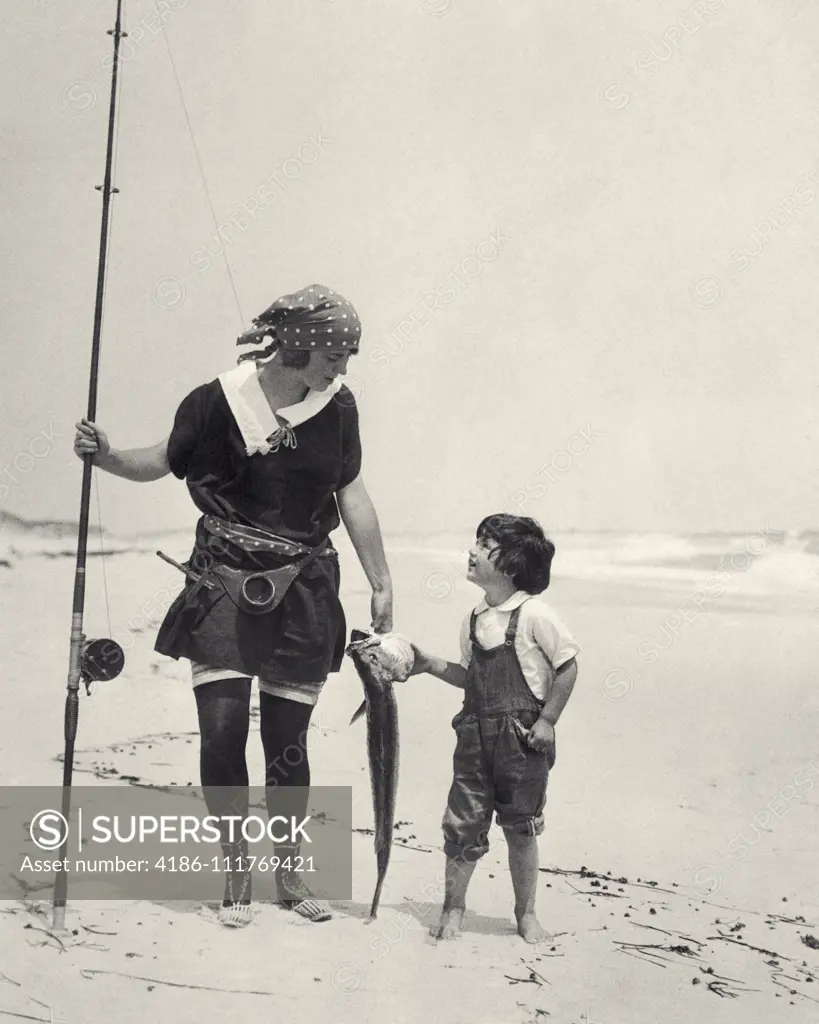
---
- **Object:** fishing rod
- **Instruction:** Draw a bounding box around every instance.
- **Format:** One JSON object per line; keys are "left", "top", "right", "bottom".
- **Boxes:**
{"left": 52, "top": 0, "right": 127, "bottom": 932}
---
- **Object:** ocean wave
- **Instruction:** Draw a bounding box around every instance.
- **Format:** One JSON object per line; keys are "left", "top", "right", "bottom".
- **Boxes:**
{"left": 3, "top": 514, "right": 817, "bottom": 598}
{"left": 379, "top": 530, "right": 819, "bottom": 599}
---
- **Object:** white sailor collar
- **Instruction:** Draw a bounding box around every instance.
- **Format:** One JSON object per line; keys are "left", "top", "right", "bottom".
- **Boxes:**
{"left": 474, "top": 590, "right": 531, "bottom": 615}
{"left": 217, "top": 358, "right": 342, "bottom": 456}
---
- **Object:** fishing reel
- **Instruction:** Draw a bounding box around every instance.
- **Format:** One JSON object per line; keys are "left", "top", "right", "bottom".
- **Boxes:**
{"left": 80, "top": 637, "right": 125, "bottom": 693}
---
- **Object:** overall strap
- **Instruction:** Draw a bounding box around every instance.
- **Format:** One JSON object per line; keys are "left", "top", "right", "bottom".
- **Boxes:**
{"left": 469, "top": 611, "right": 479, "bottom": 645}
{"left": 503, "top": 600, "right": 529, "bottom": 645}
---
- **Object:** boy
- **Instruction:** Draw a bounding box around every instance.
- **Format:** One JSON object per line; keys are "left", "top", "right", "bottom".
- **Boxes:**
{"left": 410, "top": 514, "right": 579, "bottom": 944}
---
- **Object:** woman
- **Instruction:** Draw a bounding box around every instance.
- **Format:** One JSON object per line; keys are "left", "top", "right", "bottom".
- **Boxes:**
{"left": 74, "top": 284, "right": 393, "bottom": 927}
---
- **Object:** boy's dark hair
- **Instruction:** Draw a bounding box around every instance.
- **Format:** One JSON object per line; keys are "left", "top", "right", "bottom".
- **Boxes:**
{"left": 476, "top": 514, "right": 555, "bottom": 594}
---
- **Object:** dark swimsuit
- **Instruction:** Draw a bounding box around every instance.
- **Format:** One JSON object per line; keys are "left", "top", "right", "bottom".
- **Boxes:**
{"left": 154, "top": 379, "right": 361, "bottom": 686}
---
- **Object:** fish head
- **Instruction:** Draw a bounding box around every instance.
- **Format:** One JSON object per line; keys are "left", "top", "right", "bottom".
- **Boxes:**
{"left": 345, "top": 630, "right": 415, "bottom": 686}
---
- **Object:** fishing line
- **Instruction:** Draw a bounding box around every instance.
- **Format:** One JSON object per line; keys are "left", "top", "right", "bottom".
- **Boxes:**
{"left": 161, "top": 22, "right": 245, "bottom": 326}
{"left": 93, "top": 477, "right": 113, "bottom": 641}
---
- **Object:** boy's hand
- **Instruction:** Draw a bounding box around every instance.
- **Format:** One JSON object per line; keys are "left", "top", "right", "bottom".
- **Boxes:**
{"left": 526, "top": 719, "right": 556, "bottom": 760}
{"left": 405, "top": 649, "right": 466, "bottom": 689}
{"left": 408, "top": 644, "right": 430, "bottom": 676}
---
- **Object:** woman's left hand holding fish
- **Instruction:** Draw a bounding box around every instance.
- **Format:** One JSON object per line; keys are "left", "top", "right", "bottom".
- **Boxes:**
{"left": 370, "top": 583, "right": 394, "bottom": 634}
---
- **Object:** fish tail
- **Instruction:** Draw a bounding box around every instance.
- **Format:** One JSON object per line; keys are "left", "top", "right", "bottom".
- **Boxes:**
{"left": 370, "top": 875, "right": 385, "bottom": 919}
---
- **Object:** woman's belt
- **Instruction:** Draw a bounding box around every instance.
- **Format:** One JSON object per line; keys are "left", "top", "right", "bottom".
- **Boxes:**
{"left": 157, "top": 516, "right": 328, "bottom": 618}
{"left": 201, "top": 515, "right": 313, "bottom": 558}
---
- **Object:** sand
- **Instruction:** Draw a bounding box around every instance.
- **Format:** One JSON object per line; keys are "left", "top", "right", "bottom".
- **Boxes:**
{"left": 1, "top": 532, "right": 818, "bottom": 1024}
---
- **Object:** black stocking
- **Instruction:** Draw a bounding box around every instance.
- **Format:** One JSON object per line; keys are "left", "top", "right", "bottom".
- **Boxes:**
{"left": 194, "top": 677, "right": 252, "bottom": 905}
{"left": 260, "top": 692, "right": 315, "bottom": 894}
{"left": 194, "top": 683, "right": 318, "bottom": 905}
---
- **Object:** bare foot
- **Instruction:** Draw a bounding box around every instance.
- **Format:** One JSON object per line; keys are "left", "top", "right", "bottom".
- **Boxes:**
{"left": 429, "top": 907, "right": 464, "bottom": 939}
{"left": 515, "top": 910, "right": 553, "bottom": 944}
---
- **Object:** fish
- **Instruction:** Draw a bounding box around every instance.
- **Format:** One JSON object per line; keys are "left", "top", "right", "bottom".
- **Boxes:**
{"left": 345, "top": 628, "right": 414, "bottom": 920}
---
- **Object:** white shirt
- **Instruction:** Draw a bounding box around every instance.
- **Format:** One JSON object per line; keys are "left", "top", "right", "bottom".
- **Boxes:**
{"left": 459, "top": 591, "right": 580, "bottom": 702}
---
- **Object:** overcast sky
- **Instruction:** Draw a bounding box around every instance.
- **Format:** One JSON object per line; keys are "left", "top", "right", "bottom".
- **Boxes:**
{"left": 2, "top": 0, "right": 817, "bottom": 538}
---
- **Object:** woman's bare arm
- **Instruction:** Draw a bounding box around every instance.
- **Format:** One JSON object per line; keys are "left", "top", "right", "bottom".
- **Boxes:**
{"left": 74, "top": 419, "right": 171, "bottom": 482}
{"left": 336, "top": 473, "right": 393, "bottom": 631}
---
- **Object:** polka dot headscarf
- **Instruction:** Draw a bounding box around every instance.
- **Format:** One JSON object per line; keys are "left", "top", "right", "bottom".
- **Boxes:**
{"left": 236, "top": 284, "right": 362, "bottom": 353}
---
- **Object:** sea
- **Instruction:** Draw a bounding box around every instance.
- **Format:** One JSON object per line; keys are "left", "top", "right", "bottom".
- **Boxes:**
{"left": 2, "top": 511, "right": 818, "bottom": 604}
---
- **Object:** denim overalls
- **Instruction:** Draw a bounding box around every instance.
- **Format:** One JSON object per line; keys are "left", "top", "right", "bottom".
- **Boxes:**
{"left": 442, "top": 601, "right": 554, "bottom": 861}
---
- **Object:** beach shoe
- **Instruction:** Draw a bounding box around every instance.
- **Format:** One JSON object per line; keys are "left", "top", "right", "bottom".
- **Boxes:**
{"left": 217, "top": 901, "right": 254, "bottom": 929}
{"left": 206, "top": 869, "right": 254, "bottom": 928}
{"left": 276, "top": 871, "right": 332, "bottom": 922}
{"left": 198, "top": 901, "right": 256, "bottom": 929}
{"left": 289, "top": 898, "right": 333, "bottom": 923}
